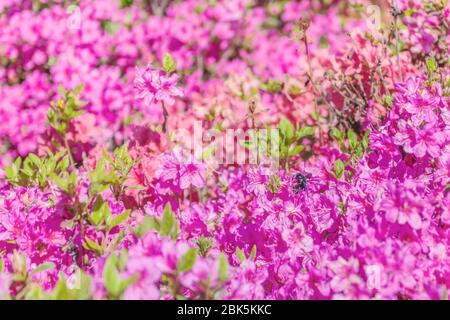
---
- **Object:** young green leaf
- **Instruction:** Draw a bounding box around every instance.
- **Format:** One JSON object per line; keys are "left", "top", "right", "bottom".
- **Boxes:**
{"left": 120, "top": 0, "right": 134, "bottom": 8}
{"left": 288, "top": 145, "right": 305, "bottom": 156}
{"left": 31, "top": 262, "right": 55, "bottom": 275}
{"left": 249, "top": 244, "right": 257, "bottom": 261}
{"left": 426, "top": 56, "right": 437, "bottom": 75}
{"left": 333, "top": 159, "right": 345, "bottom": 180}
{"left": 107, "top": 210, "right": 130, "bottom": 230}
{"left": 91, "top": 196, "right": 106, "bottom": 226}
{"left": 72, "top": 270, "right": 93, "bottom": 300}
{"left": 362, "top": 130, "right": 371, "bottom": 150}
{"left": 236, "top": 247, "right": 246, "bottom": 264}
{"left": 27, "top": 153, "right": 41, "bottom": 167}
{"left": 83, "top": 237, "right": 103, "bottom": 255}
{"left": 218, "top": 253, "right": 229, "bottom": 282}
{"left": 278, "top": 117, "right": 294, "bottom": 141}
{"left": 163, "top": 53, "right": 177, "bottom": 75}
{"left": 261, "top": 79, "right": 283, "bottom": 93}
{"left": 25, "top": 285, "right": 47, "bottom": 300}
{"left": 50, "top": 275, "right": 70, "bottom": 300}
{"left": 171, "top": 220, "right": 180, "bottom": 240}
{"left": 177, "top": 248, "right": 197, "bottom": 273}
{"left": 103, "top": 255, "right": 122, "bottom": 297}
{"left": 331, "top": 128, "right": 344, "bottom": 142}
{"left": 347, "top": 129, "right": 358, "bottom": 150}
{"left": 297, "top": 126, "right": 314, "bottom": 138}
{"left": 135, "top": 216, "right": 160, "bottom": 237}
{"left": 160, "top": 203, "right": 175, "bottom": 236}
{"left": 117, "top": 250, "right": 129, "bottom": 272}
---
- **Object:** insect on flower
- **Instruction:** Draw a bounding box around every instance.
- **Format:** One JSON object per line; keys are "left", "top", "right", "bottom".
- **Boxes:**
{"left": 292, "top": 172, "right": 307, "bottom": 194}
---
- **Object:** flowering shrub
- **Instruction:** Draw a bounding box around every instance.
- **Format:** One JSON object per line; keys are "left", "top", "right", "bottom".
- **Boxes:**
{"left": 0, "top": 0, "right": 449, "bottom": 300}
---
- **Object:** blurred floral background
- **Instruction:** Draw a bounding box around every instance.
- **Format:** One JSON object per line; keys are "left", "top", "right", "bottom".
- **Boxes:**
{"left": 0, "top": 0, "right": 449, "bottom": 300}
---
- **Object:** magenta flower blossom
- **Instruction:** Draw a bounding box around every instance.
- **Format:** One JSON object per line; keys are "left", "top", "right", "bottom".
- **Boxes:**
{"left": 134, "top": 64, "right": 183, "bottom": 108}
{"left": 394, "top": 121, "right": 447, "bottom": 158}
{"left": 376, "top": 181, "right": 423, "bottom": 230}
{"left": 156, "top": 148, "right": 207, "bottom": 190}
{"left": 0, "top": 185, "right": 71, "bottom": 288}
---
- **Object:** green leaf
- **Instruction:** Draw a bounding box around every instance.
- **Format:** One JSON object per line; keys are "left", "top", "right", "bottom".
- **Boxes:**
{"left": 236, "top": 247, "right": 246, "bottom": 264}
{"left": 103, "top": 203, "right": 112, "bottom": 224}
{"left": 51, "top": 275, "right": 70, "bottom": 300}
{"left": 426, "top": 56, "right": 437, "bottom": 75}
{"left": 297, "top": 126, "right": 314, "bottom": 138}
{"left": 83, "top": 237, "right": 103, "bottom": 255}
{"left": 384, "top": 95, "right": 393, "bottom": 107}
{"left": 278, "top": 117, "right": 294, "bottom": 140}
{"left": 47, "top": 56, "right": 58, "bottom": 67}
{"left": 69, "top": 171, "right": 77, "bottom": 193}
{"left": 171, "top": 220, "right": 180, "bottom": 240}
{"left": 117, "top": 250, "right": 129, "bottom": 272}
{"left": 266, "top": 175, "right": 281, "bottom": 194}
{"left": 119, "top": 274, "right": 139, "bottom": 293}
{"left": 362, "top": 130, "right": 371, "bottom": 150}
{"left": 163, "top": 53, "right": 177, "bottom": 75}
{"left": 103, "top": 255, "right": 122, "bottom": 297}
{"left": 25, "top": 285, "right": 47, "bottom": 300}
{"left": 261, "top": 79, "right": 283, "bottom": 94}
{"left": 120, "top": 0, "right": 134, "bottom": 8}
{"left": 102, "top": 20, "right": 120, "bottom": 35}
{"left": 56, "top": 155, "right": 70, "bottom": 172}
{"left": 91, "top": 196, "right": 106, "bottom": 226}
{"left": 57, "top": 85, "right": 66, "bottom": 96}
{"left": 4, "top": 158, "right": 21, "bottom": 184}
{"left": 333, "top": 159, "right": 345, "bottom": 180}
{"left": 135, "top": 216, "right": 160, "bottom": 237}
{"left": 160, "top": 203, "right": 175, "bottom": 236}
{"left": 347, "top": 129, "right": 358, "bottom": 150}
{"left": 311, "top": 111, "right": 320, "bottom": 121}
{"left": 0, "top": 258, "right": 4, "bottom": 273}
{"left": 107, "top": 210, "right": 130, "bottom": 229}
{"left": 196, "top": 236, "right": 213, "bottom": 256}
{"left": 50, "top": 172, "right": 68, "bottom": 194}
{"left": 31, "top": 262, "right": 55, "bottom": 275}
{"left": 72, "top": 270, "right": 93, "bottom": 300}
{"left": 331, "top": 128, "right": 343, "bottom": 141}
{"left": 89, "top": 182, "right": 110, "bottom": 198}
{"left": 288, "top": 145, "right": 305, "bottom": 156}
{"left": 355, "top": 145, "right": 364, "bottom": 158}
{"left": 177, "top": 248, "right": 197, "bottom": 273}
{"left": 127, "top": 185, "right": 146, "bottom": 190}
{"left": 27, "top": 153, "right": 41, "bottom": 167}
{"left": 249, "top": 245, "right": 257, "bottom": 261}
{"left": 74, "top": 83, "right": 84, "bottom": 94}
{"left": 218, "top": 253, "right": 228, "bottom": 281}
{"left": 288, "top": 85, "right": 302, "bottom": 96}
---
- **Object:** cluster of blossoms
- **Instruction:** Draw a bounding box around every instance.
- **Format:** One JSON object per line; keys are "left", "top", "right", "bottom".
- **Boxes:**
{"left": 0, "top": 0, "right": 449, "bottom": 300}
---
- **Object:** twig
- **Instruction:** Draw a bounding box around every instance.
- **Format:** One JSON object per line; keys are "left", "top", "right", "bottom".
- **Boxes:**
{"left": 63, "top": 136, "right": 75, "bottom": 170}
{"left": 392, "top": 2, "right": 403, "bottom": 82}
{"left": 161, "top": 101, "right": 171, "bottom": 145}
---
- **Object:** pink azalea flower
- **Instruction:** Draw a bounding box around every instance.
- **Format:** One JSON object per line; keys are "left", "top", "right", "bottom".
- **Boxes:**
{"left": 377, "top": 182, "right": 423, "bottom": 230}
{"left": 156, "top": 148, "right": 207, "bottom": 189}
{"left": 134, "top": 64, "right": 183, "bottom": 108}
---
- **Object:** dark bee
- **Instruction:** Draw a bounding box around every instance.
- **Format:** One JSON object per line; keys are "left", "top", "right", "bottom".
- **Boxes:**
{"left": 293, "top": 173, "right": 307, "bottom": 194}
